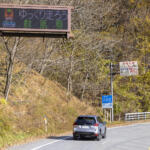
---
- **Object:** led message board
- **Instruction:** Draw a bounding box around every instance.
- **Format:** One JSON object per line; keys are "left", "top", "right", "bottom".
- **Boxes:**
{"left": 0, "top": 4, "right": 72, "bottom": 37}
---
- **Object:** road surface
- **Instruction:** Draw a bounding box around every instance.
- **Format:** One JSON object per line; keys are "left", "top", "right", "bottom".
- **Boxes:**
{"left": 8, "top": 122, "right": 150, "bottom": 150}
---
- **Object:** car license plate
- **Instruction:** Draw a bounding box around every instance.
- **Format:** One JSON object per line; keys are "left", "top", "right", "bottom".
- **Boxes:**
{"left": 82, "top": 126, "right": 89, "bottom": 129}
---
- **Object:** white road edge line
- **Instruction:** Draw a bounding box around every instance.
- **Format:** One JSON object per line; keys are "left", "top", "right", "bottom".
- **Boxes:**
{"left": 31, "top": 137, "right": 70, "bottom": 150}
{"left": 31, "top": 122, "right": 150, "bottom": 150}
{"left": 108, "top": 122, "right": 150, "bottom": 130}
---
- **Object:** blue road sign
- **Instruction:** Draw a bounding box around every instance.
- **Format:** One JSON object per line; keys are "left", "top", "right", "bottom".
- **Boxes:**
{"left": 102, "top": 95, "right": 113, "bottom": 108}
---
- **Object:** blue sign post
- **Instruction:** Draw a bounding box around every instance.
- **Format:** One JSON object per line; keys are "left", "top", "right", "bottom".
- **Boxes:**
{"left": 102, "top": 95, "right": 113, "bottom": 109}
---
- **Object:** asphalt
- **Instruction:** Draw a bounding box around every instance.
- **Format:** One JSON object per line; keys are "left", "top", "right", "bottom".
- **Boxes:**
{"left": 7, "top": 122, "right": 150, "bottom": 150}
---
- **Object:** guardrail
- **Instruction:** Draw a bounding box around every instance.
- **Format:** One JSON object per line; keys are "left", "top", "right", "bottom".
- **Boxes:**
{"left": 125, "top": 112, "right": 150, "bottom": 121}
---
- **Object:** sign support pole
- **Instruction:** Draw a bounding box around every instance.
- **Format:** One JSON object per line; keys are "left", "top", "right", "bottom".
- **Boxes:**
{"left": 110, "top": 109, "right": 112, "bottom": 123}
{"left": 110, "top": 63, "right": 114, "bottom": 122}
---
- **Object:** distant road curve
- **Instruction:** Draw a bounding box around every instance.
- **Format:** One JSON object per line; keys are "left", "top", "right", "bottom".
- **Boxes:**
{"left": 8, "top": 122, "right": 150, "bottom": 150}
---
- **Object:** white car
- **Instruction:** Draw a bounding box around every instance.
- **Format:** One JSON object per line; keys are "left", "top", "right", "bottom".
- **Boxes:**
{"left": 73, "top": 115, "right": 107, "bottom": 141}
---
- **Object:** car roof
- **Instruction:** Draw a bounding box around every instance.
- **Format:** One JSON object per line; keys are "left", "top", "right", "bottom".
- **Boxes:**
{"left": 77, "top": 115, "right": 97, "bottom": 118}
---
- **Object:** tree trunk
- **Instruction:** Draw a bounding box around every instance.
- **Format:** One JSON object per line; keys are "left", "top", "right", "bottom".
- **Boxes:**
{"left": 39, "top": 41, "right": 53, "bottom": 75}
{"left": 67, "top": 49, "right": 74, "bottom": 98}
{"left": 2, "top": 37, "right": 20, "bottom": 101}
{"left": 81, "top": 73, "right": 89, "bottom": 101}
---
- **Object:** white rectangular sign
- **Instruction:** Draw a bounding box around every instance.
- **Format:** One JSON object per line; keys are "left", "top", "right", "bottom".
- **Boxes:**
{"left": 120, "top": 61, "right": 138, "bottom": 76}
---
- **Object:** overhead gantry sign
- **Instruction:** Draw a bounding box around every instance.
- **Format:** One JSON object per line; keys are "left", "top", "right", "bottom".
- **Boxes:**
{"left": 0, "top": 4, "right": 73, "bottom": 38}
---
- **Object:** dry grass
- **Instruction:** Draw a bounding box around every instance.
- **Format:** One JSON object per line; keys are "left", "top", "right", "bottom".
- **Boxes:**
{"left": 0, "top": 55, "right": 99, "bottom": 149}
{"left": 3, "top": 48, "right": 149, "bottom": 149}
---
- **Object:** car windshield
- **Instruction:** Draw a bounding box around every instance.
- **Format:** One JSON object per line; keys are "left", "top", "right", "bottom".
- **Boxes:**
{"left": 76, "top": 117, "right": 96, "bottom": 125}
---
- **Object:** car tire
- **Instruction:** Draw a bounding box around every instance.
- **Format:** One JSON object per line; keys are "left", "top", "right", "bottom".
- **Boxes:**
{"left": 95, "top": 133, "right": 101, "bottom": 141}
{"left": 73, "top": 134, "right": 78, "bottom": 140}
{"left": 73, "top": 136, "right": 77, "bottom": 140}
{"left": 102, "top": 128, "right": 106, "bottom": 139}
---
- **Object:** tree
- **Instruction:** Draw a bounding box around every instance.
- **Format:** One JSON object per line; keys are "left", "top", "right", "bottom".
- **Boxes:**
{"left": 1, "top": 37, "right": 20, "bottom": 100}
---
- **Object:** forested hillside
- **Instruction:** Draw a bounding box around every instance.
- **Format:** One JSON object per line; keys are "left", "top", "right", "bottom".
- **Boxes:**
{"left": 0, "top": 0, "right": 150, "bottom": 148}
{"left": 0, "top": 0, "right": 150, "bottom": 123}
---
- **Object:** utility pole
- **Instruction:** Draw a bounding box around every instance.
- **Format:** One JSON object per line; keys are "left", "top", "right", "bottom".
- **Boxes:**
{"left": 110, "top": 62, "right": 114, "bottom": 122}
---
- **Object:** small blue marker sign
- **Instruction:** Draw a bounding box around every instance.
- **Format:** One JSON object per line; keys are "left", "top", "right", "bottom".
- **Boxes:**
{"left": 102, "top": 95, "right": 113, "bottom": 109}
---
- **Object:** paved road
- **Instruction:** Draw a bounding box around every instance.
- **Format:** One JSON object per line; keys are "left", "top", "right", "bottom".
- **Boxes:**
{"left": 8, "top": 123, "right": 150, "bottom": 150}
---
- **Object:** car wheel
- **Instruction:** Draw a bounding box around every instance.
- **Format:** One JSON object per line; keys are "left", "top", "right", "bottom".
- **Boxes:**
{"left": 73, "top": 134, "right": 78, "bottom": 140}
{"left": 95, "top": 133, "right": 101, "bottom": 141}
{"left": 102, "top": 128, "right": 107, "bottom": 139}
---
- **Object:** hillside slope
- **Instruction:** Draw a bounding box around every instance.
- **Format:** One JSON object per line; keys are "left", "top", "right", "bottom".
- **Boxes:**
{"left": 0, "top": 51, "right": 99, "bottom": 148}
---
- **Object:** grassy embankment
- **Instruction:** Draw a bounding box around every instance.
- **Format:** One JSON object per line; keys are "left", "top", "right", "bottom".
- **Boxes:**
{"left": 1, "top": 48, "right": 150, "bottom": 149}
{"left": 0, "top": 49, "right": 100, "bottom": 149}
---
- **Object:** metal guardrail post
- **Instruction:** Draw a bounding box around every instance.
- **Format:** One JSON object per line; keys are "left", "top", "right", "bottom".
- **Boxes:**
{"left": 125, "top": 114, "right": 127, "bottom": 121}
{"left": 138, "top": 112, "right": 139, "bottom": 120}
